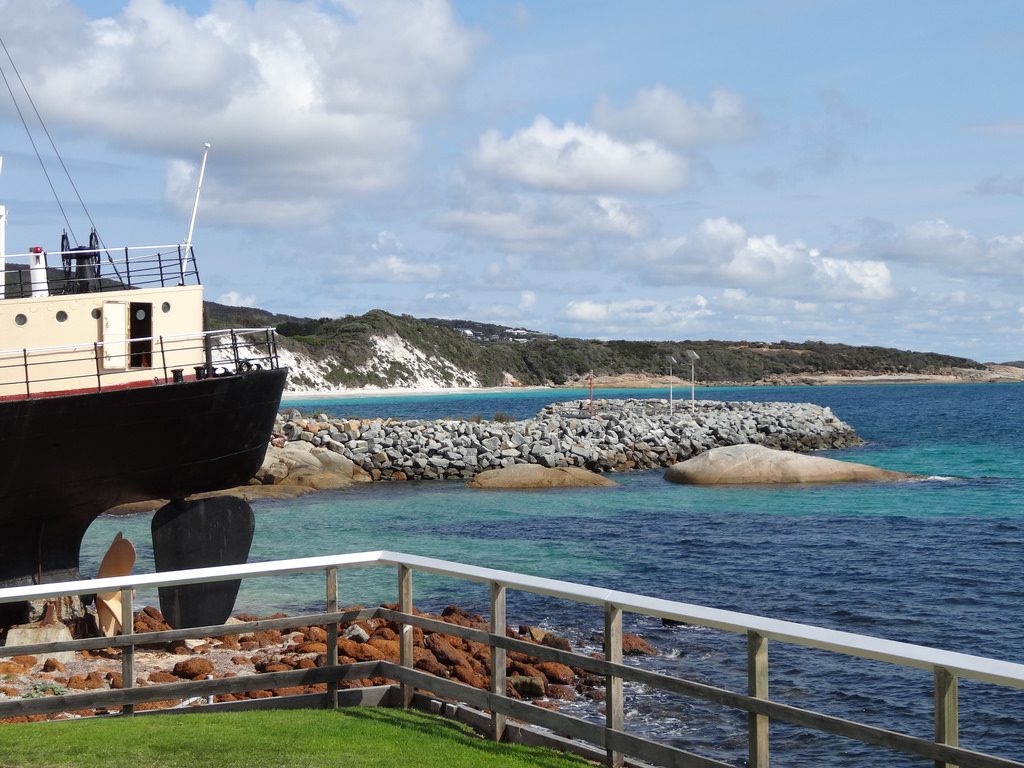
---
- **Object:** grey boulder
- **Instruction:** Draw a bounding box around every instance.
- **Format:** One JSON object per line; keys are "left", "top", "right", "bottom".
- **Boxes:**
{"left": 664, "top": 444, "right": 913, "bottom": 485}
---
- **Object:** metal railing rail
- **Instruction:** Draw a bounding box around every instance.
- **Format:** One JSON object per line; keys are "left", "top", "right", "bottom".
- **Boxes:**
{"left": 0, "top": 327, "right": 280, "bottom": 397}
{"left": 1, "top": 244, "right": 200, "bottom": 297}
{"left": 1, "top": 551, "right": 1022, "bottom": 768}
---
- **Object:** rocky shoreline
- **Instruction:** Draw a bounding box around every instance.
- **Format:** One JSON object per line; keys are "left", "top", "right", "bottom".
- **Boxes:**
{"left": 0, "top": 603, "right": 652, "bottom": 721}
{"left": 254, "top": 398, "right": 861, "bottom": 489}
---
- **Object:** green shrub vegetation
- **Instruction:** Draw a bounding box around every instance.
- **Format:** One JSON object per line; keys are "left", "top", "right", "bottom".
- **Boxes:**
{"left": 0, "top": 708, "right": 591, "bottom": 768}
{"left": 205, "top": 303, "right": 984, "bottom": 389}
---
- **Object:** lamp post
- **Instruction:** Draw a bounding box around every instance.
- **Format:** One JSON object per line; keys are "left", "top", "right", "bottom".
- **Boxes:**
{"left": 667, "top": 355, "right": 677, "bottom": 416}
{"left": 685, "top": 350, "right": 700, "bottom": 413}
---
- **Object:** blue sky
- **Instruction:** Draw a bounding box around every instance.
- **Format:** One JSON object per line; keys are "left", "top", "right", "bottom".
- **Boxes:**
{"left": 1, "top": 0, "right": 1022, "bottom": 361}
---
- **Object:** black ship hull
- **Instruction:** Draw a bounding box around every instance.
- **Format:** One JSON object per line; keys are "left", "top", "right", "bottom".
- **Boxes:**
{"left": 0, "top": 367, "right": 287, "bottom": 589}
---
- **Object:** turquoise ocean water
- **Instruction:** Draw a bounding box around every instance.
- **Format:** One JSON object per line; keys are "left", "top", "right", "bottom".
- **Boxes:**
{"left": 81, "top": 383, "right": 1024, "bottom": 765}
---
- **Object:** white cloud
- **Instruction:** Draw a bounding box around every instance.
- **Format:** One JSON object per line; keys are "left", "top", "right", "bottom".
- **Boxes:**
{"left": 439, "top": 193, "right": 653, "bottom": 250}
{"left": 217, "top": 290, "right": 256, "bottom": 307}
{"left": 470, "top": 116, "right": 687, "bottom": 194}
{"left": 634, "top": 217, "right": 893, "bottom": 301}
{"left": 866, "top": 218, "right": 1024, "bottom": 277}
{"left": 592, "top": 85, "right": 756, "bottom": 146}
{"left": 349, "top": 255, "right": 442, "bottom": 283}
{"left": 1, "top": 0, "right": 477, "bottom": 225}
{"left": 518, "top": 290, "right": 537, "bottom": 310}
{"left": 318, "top": 230, "right": 443, "bottom": 284}
{"left": 564, "top": 296, "right": 712, "bottom": 330}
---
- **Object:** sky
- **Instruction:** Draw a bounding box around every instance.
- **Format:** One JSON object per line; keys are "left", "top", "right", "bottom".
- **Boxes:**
{"left": 0, "top": 1, "right": 1022, "bottom": 361}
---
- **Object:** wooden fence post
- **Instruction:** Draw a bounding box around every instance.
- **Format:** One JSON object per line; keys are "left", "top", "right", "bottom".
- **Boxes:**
{"left": 748, "top": 630, "right": 769, "bottom": 767}
{"left": 934, "top": 667, "right": 958, "bottom": 768}
{"left": 604, "top": 603, "right": 624, "bottom": 768}
{"left": 398, "top": 564, "right": 414, "bottom": 708}
{"left": 490, "top": 581, "right": 507, "bottom": 742}
{"left": 120, "top": 587, "right": 134, "bottom": 716}
{"left": 326, "top": 567, "right": 338, "bottom": 708}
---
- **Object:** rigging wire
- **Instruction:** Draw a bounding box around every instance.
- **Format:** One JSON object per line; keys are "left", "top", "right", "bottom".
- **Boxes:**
{"left": 0, "top": 34, "right": 122, "bottom": 280}
{"left": 0, "top": 38, "right": 77, "bottom": 244}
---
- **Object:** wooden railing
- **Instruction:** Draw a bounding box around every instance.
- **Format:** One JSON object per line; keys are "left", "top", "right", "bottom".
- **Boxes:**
{"left": 1, "top": 551, "right": 1022, "bottom": 768}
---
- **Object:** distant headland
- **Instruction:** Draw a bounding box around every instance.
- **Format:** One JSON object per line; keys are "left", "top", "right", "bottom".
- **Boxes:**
{"left": 206, "top": 303, "right": 1024, "bottom": 394}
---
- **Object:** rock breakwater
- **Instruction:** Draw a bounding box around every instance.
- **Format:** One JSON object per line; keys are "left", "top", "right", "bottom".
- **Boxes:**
{"left": 258, "top": 398, "right": 861, "bottom": 485}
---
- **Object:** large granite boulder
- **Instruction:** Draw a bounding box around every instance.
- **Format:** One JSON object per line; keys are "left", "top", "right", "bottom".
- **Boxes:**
{"left": 664, "top": 444, "right": 912, "bottom": 485}
{"left": 255, "top": 441, "right": 371, "bottom": 490}
{"left": 466, "top": 464, "right": 617, "bottom": 489}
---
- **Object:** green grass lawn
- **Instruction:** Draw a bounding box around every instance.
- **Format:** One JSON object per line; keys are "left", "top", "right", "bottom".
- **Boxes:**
{"left": 0, "top": 708, "right": 594, "bottom": 768}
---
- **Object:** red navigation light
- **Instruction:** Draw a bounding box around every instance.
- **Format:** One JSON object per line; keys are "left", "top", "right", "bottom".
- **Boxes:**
{"left": 29, "top": 246, "right": 43, "bottom": 254}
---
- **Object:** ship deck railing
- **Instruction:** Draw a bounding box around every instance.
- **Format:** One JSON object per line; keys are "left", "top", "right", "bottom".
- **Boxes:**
{"left": 0, "top": 327, "right": 281, "bottom": 399}
{"left": 1, "top": 243, "right": 200, "bottom": 298}
{"left": 1, "top": 551, "right": 1022, "bottom": 768}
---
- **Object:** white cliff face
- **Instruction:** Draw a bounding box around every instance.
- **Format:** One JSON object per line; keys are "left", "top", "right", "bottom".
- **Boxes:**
{"left": 271, "top": 333, "right": 479, "bottom": 392}
{"left": 355, "top": 334, "right": 480, "bottom": 389}
{"left": 276, "top": 347, "right": 341, "bottom": 391}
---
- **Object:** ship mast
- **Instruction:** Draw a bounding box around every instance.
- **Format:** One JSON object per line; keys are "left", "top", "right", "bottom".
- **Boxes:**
{"left": 184, "top": 143, "right": 211, "bottom": 251}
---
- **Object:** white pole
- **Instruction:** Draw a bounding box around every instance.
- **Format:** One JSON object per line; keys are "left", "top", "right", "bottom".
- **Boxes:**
{"left": 668, "top": 361, "right": 673, "bottom": 416}
{"left": 0, "top": 156, "right": 5, "bottom": 299}
{"left": 0, "top": 204, "right": 6, "bottom": 301}
{"left": 184, "top": 143, "right": 211, "bottom": 250}
{"left": 690, "top": 359, "right": 696, "bottom": 413}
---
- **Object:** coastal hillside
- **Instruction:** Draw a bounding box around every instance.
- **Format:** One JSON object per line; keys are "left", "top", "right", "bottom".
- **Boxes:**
{"left": 205, "top": 303, "right": 992, "bottom": 391}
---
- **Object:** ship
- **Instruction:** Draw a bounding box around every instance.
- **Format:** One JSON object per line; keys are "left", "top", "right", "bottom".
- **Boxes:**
{"left": 0, "top": 149, "right": 288, "bottom": 602}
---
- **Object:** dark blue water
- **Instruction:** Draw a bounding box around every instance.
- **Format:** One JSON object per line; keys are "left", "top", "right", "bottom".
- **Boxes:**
{"left": 83, "top": 383, "right": 1024, "bottom": 765}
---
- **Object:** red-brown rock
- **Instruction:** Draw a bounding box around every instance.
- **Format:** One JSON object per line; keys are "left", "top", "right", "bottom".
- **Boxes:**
{"left": 305, "top": 626, "right": 328, "bottom": 643}
{"left": 540, "top": 632, "right": 572, "bottom": 652}
{"left": 172, "top": 658, "right": 214, "bottom": 678}
{"left": 42, "top": 659, "right": 64, "bottom": 673}
{"left": 536, "top": 661, "right": 575, "bottom": 685}
{"left": 291, "top": 641, "right": 328, "bottom": 654}
{"left": 424, "top": 633, "right": 472, "bottom": 669}
{"left": 450, "top": 664, "right": 487, "bottom": 689}
{"left": 367, "top": 638, "right": 399, "bottom": 662}
{"left": 545, "top": 684, "right": 576, "bottom": 700}
{"left": 337, "top": 638, "right": 385, "bottom": 662}
{"left": 622, "top": 633, "right": 658, "bottom": 656}
{"left": 413, "top": 648, "right": 449, "bottom": 678}
{"left": 66, "top": 673, "right": 104, "bottom": 690}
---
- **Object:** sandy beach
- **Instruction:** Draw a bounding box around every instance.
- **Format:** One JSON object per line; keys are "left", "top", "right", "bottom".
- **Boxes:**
{"left": 279, "top": 365, "right": 1024, "bottom": 401}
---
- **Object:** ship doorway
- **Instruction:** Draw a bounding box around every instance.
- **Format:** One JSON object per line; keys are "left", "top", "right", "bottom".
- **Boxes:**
{"left": 102, "top": 301, "right": 127, "bottom": 370}
{"left": 129, "top": 302, "right": 152, "bottom": 368}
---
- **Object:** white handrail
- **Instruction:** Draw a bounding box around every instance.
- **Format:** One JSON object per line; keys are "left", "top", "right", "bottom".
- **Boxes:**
{"left": 0, "top": 327, "right": 275, "bottom": 359}
{"left": 2, "top": 549, "right": 1022, "bottom": 690}
{"left": 2, "top": 244, "right": 188, "bottom": 261}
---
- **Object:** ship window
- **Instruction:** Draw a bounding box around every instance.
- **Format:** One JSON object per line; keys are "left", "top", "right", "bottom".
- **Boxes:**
{"left": 56, "top": 311, "right": 68, "bottom": 323}
{"left": 14, "top": 314, "right": 27, "bottom": 326}
{"left": 129, "top": 302, "right": 153, "bottom": 369}
{"left": 91, "top": 308, "right": 101, "bottom": 320}
{"left": 161, "top": 302, "right": 171, "bottom": 313}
